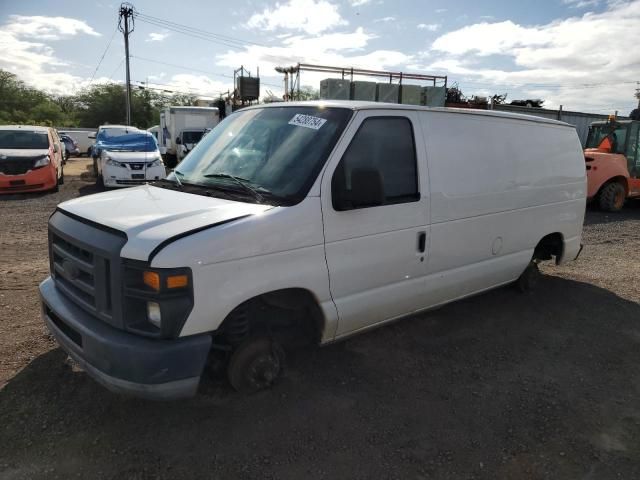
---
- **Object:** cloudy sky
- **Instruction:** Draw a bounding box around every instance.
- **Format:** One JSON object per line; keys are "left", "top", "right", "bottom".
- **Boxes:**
{"left": 0, "top": 0, "right": 638, "bottom": 115}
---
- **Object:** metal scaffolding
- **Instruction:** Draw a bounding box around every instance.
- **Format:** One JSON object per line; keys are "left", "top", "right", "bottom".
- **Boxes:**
{"left": 275, "top": 63, "right": 448, "bottom": 101}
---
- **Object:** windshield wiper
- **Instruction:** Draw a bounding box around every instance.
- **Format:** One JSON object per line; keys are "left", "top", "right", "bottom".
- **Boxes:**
{"left": 171, "top": 170, "right": 184, "bottom": 188}
{"left": 202, "top": 173, "right": 265, "bottom": 203}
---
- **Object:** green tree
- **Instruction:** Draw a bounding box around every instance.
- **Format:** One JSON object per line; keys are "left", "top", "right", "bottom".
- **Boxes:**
{"left": 295, "top": 85, "right": 320, "bottom": 101}
{"left": 0, "top": 68, "right": 201, "bottom": 128}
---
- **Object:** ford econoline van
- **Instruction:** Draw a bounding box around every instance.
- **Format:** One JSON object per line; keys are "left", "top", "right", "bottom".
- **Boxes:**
{"left": 40, "top": 102, "right": 586, "bottom": 399}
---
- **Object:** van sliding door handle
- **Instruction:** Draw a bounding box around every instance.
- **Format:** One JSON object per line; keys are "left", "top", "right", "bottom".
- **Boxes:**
{"left": 417, "top": 232, "right": 426, "bottom": 253}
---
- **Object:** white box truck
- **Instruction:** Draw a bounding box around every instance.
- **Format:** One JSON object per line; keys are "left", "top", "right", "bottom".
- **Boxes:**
{"left": 40, "top": 101, "right": 586, "bottom": 399}
{"left": 159, "top": 106, "right": 219, "bottom": 168}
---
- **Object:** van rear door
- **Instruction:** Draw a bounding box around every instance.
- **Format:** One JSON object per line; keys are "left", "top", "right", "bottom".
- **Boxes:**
{"left": 321, "top": 110, "right": 430, "bottom": 337}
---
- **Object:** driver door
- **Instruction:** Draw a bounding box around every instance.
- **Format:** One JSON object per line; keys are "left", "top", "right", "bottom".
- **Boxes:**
{"left": 321, "top": 110, "right": 430, "bottom": 338}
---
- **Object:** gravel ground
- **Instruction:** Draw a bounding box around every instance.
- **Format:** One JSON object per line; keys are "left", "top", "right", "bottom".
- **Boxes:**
{"left": 1, "top": 158, "right": 639, "bottom": 480}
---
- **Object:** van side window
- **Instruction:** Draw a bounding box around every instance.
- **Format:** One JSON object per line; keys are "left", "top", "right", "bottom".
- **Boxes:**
{"left": 332, "top": 117, "right": 419, "bottom": 210}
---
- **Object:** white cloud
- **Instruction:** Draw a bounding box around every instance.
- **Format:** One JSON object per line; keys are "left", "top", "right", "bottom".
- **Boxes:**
{"left": 216, "top": 27, "right": 411, "bottom": 93}
{"left": 247, "top": 0, "right": 347, "bottom": 35}
{"left": 6, "top": 15, "right": 100, "bottom": 40}
{"left": 562, "top": 0, "right": 600, "bottom": 8}
{"left": 374, "top": 16, "right": 396, "bottom": 23}
{"left": 435, "top": 8, "right": 447, "bottom": 13}
{"left": 427, "top": 0, "right": 640, "bottom": 112}
{"left": 349, "top": 0, "right": 372, "bottom": 5}
{"left": 146, "top": 31, "right": 170, "bottom": 42}
{"left": 162, "top": 74, "right": 233, "bottom": 98}
{"left": 0, "top": 15, "right": 103, "bottom": 94}
{"left": 417, "top": 23, "right": 440, "bottom": 31}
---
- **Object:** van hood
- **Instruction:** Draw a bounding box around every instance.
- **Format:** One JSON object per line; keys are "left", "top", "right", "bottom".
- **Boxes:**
{"left": 58, "top": 184, "right": 271, "bottom": 261}
{"left": 0, "top": 148, "right": 49, "bottom": 157}
{"left": 104, "top": 150, "right": 160, "bottom": 162}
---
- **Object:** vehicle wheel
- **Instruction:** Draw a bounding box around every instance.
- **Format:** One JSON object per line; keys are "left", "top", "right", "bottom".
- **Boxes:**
{"left": 599, "top": 182, "right": 625, "bottom": 212}
{"left": 227, "top": 337, "right": 285, "bottom": 394}
{"left": 516, "top": 261, "right": 540, "bottom": 293}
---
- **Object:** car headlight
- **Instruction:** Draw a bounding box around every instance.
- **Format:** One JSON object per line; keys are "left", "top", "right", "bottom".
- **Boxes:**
{"left": 105, "top": 157, "right": 125, "bottom": 167}
{"left": 149, "top": 157, "right": 164, "bottom": 167}
{"left": 33, "top": 155, "right": 50, "bottom": 168}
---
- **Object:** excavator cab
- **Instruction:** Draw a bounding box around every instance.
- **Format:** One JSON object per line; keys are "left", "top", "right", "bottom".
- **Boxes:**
{"left": 584, "top": 118, "right": 640, "bottom": 211}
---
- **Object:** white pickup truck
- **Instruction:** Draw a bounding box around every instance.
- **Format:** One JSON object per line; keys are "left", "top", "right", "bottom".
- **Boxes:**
{"left": 40, "top": 101, "right": 586, "bottom": 399}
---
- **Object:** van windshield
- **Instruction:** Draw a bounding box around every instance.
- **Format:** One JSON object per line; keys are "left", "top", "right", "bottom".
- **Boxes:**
{"left": 0, "top": 130, "right": 49, "bottom": 149}
{"left": 168, "top": 106, "right": 352, "bottom": 204}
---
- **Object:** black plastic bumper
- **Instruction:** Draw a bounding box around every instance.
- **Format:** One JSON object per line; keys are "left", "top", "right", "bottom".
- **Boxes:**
{"left": 40, "top": 276, "right": 211, "bottom": 400}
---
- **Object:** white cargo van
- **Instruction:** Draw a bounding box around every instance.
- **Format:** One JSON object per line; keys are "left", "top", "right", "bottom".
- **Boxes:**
{"left": 40, "top": 101, "right": 586, "bottom": 399}
{"left": 159, "top": 106, "right": 219, "bottom": 167}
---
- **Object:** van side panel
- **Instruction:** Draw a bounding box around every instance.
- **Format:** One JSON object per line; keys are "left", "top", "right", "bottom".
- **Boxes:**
{"left": 420, "top": 111, "right": 585, "bottom": 295}
{"left": 422, "top": 112, "right": 586, "bottom": 223}
{"left": 151, "top": 197, "right": 338, "bottom": 340}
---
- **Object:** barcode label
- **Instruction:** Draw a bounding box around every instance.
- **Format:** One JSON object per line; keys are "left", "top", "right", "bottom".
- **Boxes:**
{"left": 288, "top": 114, "right": 327, "bottom": 130}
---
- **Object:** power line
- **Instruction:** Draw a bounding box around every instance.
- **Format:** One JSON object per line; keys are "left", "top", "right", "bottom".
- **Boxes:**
{"left": 134, "top": 12, "right": 268, "bottom": 50}
{"left": 132, "top": 80, "right": 228, "bottom": 98}
{"left": 88, "top": 26, "right": 119, "bottom": 84}
{"left": 108, "top": 57, "right": 125, "bottom": 80}
{"left": 131, "top": 55, "right": 282, "bottom": 89}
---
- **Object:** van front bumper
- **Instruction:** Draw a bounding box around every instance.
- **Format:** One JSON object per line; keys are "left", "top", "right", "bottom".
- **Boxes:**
{"left": 39, "top": 276, "right": 211, "bottom": 400}
{"left": 102, "top": 164, "right": 166, "bottom": 188}
{"left": 0, "top": 167, "right": 57, "bottom": 193}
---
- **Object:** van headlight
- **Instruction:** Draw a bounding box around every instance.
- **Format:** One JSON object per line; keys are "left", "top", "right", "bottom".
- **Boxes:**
{"left": 122, "top": 262, "right": 194, "bottom": 338}
{"left": 149, "top": 157, "right": 164, "bottom": 167}
{"left": 147, "top": 301, "right": 162, "bottom": 328}
{"left": 33, "top": 155, "right": 50, "bottom": 168}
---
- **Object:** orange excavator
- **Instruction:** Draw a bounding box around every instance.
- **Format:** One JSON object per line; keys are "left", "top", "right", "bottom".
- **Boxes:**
{"left": 584, "top": 116, "right": 640, "bottom": 211}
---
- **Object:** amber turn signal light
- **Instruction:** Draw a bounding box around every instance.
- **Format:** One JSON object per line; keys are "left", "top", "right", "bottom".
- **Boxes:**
{"left": 167, "top": 274, "right": 189, "bottom": 289}
{"left": 143, "top": 271, "right": 161, "bottom": 291}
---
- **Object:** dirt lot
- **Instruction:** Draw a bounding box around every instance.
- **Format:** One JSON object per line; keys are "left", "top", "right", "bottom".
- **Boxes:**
{"left": 1, "top": 158, "right": 639, "bottom": 479}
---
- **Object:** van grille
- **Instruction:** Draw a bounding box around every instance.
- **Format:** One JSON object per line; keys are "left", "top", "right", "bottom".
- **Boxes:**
{"left": 0, "top": 156, "right": 40, "bottom": 175}
{"left": 51, "top": 232, "right": 113, "bottom": 318}
{"left": 47, "top": 211, "right": 127, "bottom": 328}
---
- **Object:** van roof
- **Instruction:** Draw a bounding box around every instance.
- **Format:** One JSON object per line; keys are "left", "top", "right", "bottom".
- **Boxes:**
{"left": 0, "top": 125, "right": 50, "bottom": 132}
{"left": 167, "top": 106, "right": 219, "bottom": 112}
{"left": 246, "top": 100, "right": 573, "bottom": 128}
{"left": 98, "top": 125, "right": 139, "bottom": 130}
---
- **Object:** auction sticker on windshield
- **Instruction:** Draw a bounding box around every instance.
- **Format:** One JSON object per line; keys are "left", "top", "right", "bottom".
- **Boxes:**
{"left": 288, "top": 114, "right": 327, "bottom": 130}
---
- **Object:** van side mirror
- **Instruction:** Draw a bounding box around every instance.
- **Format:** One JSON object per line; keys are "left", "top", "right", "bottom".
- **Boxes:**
{"left": 175, "top": 136, "right": 182, "bottom": 145}
{"left": 334, "top": 167, "right": 385, "bottom": 210}
{"left": 88, "top": 133, "right": 96, "bottom": 139}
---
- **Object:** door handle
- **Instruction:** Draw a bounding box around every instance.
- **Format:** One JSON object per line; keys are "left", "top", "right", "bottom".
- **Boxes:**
{"left": 417, "top": 231, "right": 426, "bottom": 253}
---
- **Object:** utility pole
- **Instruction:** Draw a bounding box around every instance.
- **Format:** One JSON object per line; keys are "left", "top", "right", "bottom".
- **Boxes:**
{"left": 118, "top": 3, "right": 135, "bottom": 125}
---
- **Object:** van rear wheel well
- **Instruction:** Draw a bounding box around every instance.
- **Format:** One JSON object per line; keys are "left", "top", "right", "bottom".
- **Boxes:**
{"left": 533, "top": 233, "right": 564, "bottom": 264}
{"left": 216, "top": 289, "right": 324, "bottom": 349}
